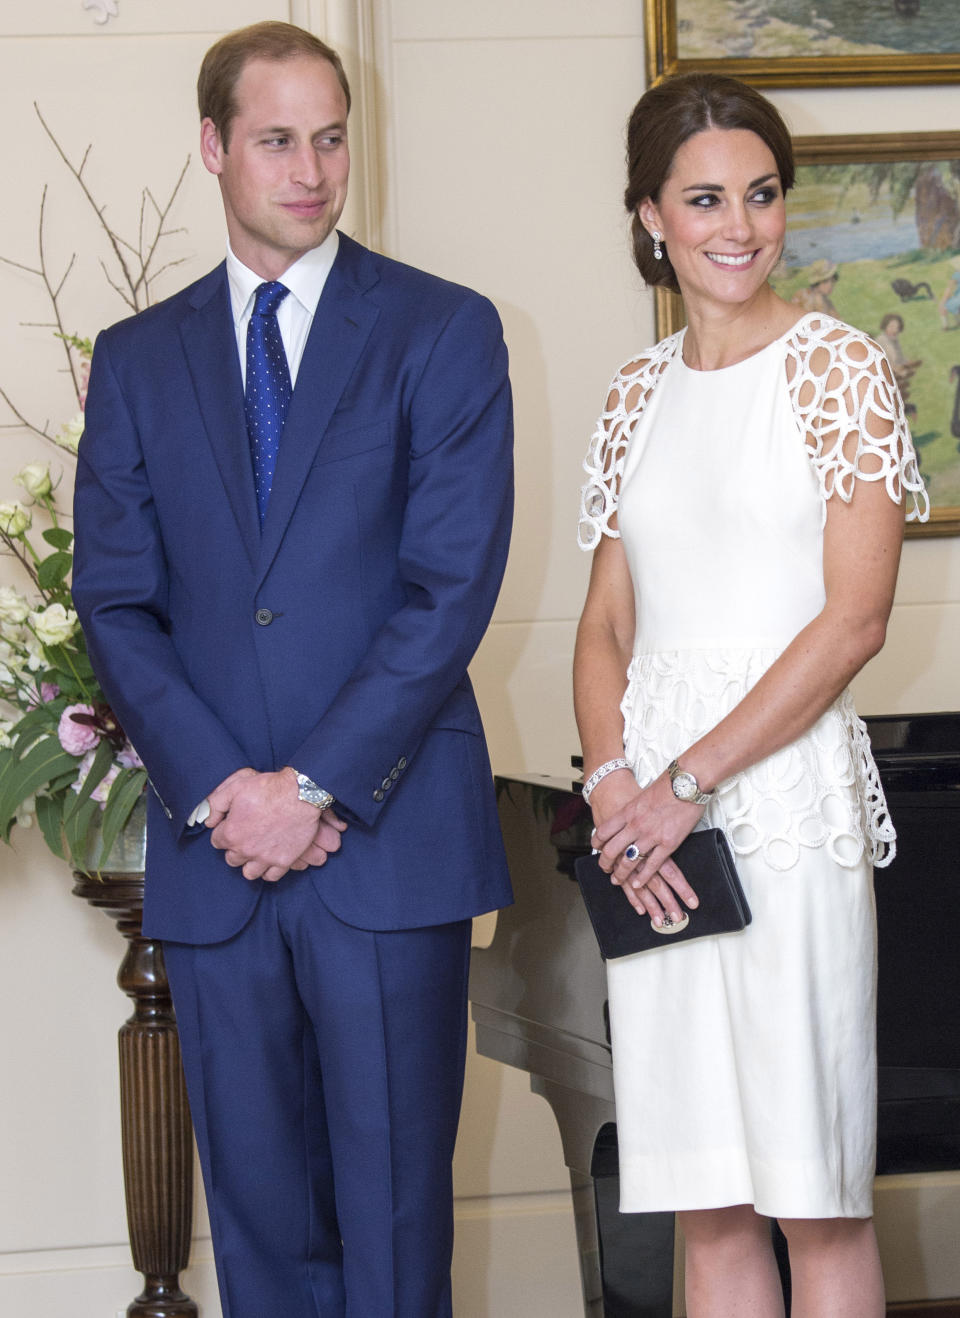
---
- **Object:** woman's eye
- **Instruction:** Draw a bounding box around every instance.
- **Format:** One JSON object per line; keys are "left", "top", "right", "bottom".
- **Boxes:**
{"left": 690, "top": 193, "right": 719, "bottom": 208}
{"left": 751, "top": 188, "right": 778, "bottom": 204}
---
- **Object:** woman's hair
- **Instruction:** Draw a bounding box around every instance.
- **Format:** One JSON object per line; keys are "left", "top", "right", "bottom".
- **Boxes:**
{"left": 198, "top": 21, "right": 351, "bottom": 150}
{"left": 880, "top": 313, "right": 904, "bottom": 333}
{"left": 624, "top": 73, "right": 795, "bottom": 294}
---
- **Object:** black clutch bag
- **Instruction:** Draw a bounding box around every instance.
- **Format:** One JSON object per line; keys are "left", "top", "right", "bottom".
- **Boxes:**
{"left": 573, "top": 828, "right": 751, "bottom": 960}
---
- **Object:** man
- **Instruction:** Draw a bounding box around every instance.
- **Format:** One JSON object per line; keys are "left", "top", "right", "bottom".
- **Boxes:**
{"left": 72, "top": 21, "right": 513, "bottom": 1318}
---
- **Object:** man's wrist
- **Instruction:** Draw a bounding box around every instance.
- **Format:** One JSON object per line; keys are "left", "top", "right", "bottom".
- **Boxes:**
{"left": 286, "top": 767, "right": 335, "bottom": 811}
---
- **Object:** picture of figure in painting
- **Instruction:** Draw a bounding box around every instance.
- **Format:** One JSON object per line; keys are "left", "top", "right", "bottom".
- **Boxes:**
{"left": 676, "top": 0, "right": 960, "bottom": 63}
{"left": 940, "top": 257, "right": 960, "bottom": 330}
{"left": 790, "top": 258, "right": 840, "bottom": 314}
{"left": 876, "top": 313, "right": 923, "bottom": 401}
{"left": 770, "top": 152, "right": 960, "bottom": 508}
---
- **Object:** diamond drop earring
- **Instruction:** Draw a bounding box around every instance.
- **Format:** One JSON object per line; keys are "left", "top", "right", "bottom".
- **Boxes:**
{"left": 652, "top": 230, "right": 663, "bottom": 261}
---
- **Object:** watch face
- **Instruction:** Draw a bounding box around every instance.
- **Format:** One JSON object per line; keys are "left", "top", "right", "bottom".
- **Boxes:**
{"left": 672, "top": 771, "right": 699, "bottom": 801}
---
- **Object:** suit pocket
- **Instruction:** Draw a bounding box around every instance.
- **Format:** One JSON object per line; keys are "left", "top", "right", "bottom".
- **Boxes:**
{"left": 313, "top": 419, "right": 392, "bottom": 467}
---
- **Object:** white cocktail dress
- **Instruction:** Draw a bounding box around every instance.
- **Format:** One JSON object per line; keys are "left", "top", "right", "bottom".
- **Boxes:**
{"left": 578, "top": 312, "right": 927, "bottom": 1218}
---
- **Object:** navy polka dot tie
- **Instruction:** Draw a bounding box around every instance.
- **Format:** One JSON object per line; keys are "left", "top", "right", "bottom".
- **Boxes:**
{"left": 245, "top": 281, "right": 292, "bottom": 524}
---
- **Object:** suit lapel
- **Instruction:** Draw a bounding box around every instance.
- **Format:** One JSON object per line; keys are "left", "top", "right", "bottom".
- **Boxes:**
{"left": 256, "top": 239, "right": 380, "bottom": 581}
{"left": 179, "top": 267, "right": 260, "bottom": 569}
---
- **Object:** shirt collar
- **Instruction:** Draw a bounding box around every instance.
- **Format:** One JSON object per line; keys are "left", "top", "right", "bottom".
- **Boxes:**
{"left": 226, "top": 230, "right": 340, "bottom": 325}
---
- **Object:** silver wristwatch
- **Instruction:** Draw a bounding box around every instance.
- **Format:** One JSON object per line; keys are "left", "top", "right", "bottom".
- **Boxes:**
{"left": 291, "top": 769, "right": 335, "bottom": 811}
{"left": 667, "top": 758, "right": 713, "bottom": 806}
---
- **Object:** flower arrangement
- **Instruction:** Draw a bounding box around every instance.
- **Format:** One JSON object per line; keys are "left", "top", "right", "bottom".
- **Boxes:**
{"left": 0, "top": 107, "right": 189, "bottom": 873}
{"left": 0, "top": 452, "right": 147, "bottom": 870}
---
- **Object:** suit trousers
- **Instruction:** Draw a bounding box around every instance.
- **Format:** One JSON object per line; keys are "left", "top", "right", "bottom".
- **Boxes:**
{"left": 163, "top": 870, "right": 472, "bottom": 1318}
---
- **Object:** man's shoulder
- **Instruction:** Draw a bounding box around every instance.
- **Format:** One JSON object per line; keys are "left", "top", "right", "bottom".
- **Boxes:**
{"left": 97, "top": 263, "right": 226, "bottom": 350}
{"left": 337, "top": 234, "right": 496, "bottom": 322}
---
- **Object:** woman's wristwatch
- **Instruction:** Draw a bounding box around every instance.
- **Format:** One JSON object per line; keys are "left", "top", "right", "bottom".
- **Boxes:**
{"left": 667, "top": 758, "right": 713, "bottom": 806}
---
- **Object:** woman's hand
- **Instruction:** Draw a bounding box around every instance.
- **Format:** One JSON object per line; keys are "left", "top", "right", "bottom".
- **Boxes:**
{"left": 589, "top": 770, "right": 701, "bottom": 926}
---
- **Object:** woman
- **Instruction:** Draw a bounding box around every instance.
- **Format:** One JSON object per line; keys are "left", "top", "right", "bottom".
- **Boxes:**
{"left": 574, "top": 74, "right": 927, "bottom": 1317}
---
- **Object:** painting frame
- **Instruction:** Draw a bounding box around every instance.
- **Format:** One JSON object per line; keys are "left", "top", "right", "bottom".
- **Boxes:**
{"left": 653, "top": 130, "right": 960, "bottom": 538}
{"left": 645, "top": 0, "right": 960, "bottom": 89}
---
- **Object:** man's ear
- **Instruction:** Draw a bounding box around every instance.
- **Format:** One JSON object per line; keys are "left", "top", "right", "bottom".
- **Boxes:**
{"left": 200, "top": 117, "right": 225, "bottom": 177}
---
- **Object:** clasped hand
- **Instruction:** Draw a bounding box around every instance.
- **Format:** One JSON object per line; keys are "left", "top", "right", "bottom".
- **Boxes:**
{"left": 205, "top": 767, "right": 346, "bottom": 883}
{"left": 590, "top": 770, "right": 702, "bottom": 926}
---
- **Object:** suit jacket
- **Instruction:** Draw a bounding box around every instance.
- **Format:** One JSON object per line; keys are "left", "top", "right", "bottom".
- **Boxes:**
{"left": 72, "top": 233, "right": 514, "bottom": 944}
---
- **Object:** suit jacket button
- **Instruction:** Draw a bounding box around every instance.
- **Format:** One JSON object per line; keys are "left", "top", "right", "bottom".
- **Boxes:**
{"left": 390, "top": 767, "right": 400, "bottom": 781}
{"left": 397, "top": 756, "right": 408, "bottom": 770}
{"left": 255, "top": 608, "right": 273, "bottom": 626}
{"left": 373, "top": 788, "right": 385, "bottom": 802}
{"left": 381, "top": 777, "right": 393, "bottom": 791}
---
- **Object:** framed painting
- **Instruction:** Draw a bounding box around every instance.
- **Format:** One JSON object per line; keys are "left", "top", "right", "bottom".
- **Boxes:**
{"left": 654, "top": 131, "right": 960, "bottom": 537}
{"left": 645, "top": 0, "right": 960, "bottom": 88}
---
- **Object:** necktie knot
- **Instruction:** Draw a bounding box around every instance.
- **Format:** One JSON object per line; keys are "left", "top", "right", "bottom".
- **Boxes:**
{"left": 252, "top": 280, "right": 290, "bottom": 318}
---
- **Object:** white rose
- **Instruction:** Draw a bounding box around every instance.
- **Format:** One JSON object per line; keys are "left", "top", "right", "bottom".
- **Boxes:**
{"left": 56, "top": 414, "right": 84, "bottom": 455}
{"left": 31, "top": 602, "right": 78, "bottom": 647}
{"left": 0, "top": 502, "right": 32, "bottom": 537}
{"left": 0, "top": 586, "right": 30, "bottom": 625}
{"left": 13, "top": 462, "right": 53, "bottom": 501}
{"left": 23, "top": 634, "right": 45, "bottom": 671}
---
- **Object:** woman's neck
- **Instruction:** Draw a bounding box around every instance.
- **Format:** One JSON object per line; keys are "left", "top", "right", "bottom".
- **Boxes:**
{"left": 680, "top": 286, "right": 805, "bottom": 372}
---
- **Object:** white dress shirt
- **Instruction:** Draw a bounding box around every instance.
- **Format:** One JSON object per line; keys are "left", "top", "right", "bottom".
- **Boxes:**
{"left": 188, "top": 233, "right": 341, "bottom": 828}
{"left": 226, "top": 230, "right": 339, "bottom": 387}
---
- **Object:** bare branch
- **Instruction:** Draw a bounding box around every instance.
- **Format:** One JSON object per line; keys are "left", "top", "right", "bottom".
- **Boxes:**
{"left": 36, "top": 188, "right": 82, "bottom": 401}
{"left": 98, "top": 258, "right": 136, "bottom": 311}
{"left": 34, "top": 103, "right": 138, "bottom": 307}
{"left": 0, "top": 385, "right": 54, "bottom": 442}
{"left": 52, "top": 252, "right": 78, "bottom": 300}
{"left": 0, "top": 254, "right": 43, "bottom": 278}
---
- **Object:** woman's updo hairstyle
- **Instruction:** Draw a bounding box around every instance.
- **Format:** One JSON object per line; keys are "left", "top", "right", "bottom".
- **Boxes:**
{"left": 625, "top": 73, "right": 795, "bottom": 294}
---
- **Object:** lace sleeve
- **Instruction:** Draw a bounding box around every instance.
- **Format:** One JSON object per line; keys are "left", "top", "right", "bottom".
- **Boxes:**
{"left": 784, "top": 314, "right": 929, "bottom": 524}
{"left": 577, "top": 335, "right": 680, "bottom": 550}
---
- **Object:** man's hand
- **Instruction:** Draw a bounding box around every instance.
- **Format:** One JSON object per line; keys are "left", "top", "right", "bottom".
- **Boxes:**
{"left": 206, "top": 768, "right": 345, "bottom": 882}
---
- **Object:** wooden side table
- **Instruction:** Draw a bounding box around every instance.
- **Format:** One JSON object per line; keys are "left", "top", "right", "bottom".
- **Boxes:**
{"left": 73, "top": 866, "right": 197, "bottom": 1318}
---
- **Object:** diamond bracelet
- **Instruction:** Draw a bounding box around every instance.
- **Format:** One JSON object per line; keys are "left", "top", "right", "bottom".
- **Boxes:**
{"left": 581, "top": 757, "right": 631, "bottom": 803}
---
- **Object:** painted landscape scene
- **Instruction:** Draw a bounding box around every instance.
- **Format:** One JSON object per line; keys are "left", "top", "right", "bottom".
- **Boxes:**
{"left": 770, "top": 158, "right": 960, "bottom": 511}
{"left": 676, "top": 0, "right": 960, "bottom": 61}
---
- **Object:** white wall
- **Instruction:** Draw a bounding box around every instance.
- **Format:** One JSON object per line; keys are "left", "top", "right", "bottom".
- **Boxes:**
{"left": 1, "top": 2, "right": 959, "bottom": 1316}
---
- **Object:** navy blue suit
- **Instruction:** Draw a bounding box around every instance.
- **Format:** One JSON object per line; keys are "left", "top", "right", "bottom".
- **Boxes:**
{"left": 73, "top": 233, "right": 514, "bottom": 1316}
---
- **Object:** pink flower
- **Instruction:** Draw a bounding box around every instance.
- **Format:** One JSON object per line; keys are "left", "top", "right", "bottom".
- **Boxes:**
{"left": 117, "top": 743, "right": 144, "bottom": 769}
{"left": 92, "top": 762, "right": 120, "bottom": 805}
{"left": 58, "top": 703, "right": 100, "bottom": 756}
{"left": 28, "top": 681, "right": 61, "bottom": 709}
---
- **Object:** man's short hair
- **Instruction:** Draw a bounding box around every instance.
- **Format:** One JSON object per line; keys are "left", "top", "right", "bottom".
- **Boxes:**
{"left": 198, "top": 21, "right": 351, "bottom": 150}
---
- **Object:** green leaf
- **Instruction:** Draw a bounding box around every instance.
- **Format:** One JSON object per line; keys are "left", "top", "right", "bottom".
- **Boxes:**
{"left": 37, "top": 552, "right": 73, "bottom": 591}
{"left": 42, "top": 527, "right": 74, "bottom": 551}
{"left": 0, "top": 739, "right": 77, "bottom": 842}
{"left": 62, "top": 737, "right": 113, "bottom": 823}
{"left": 10, "top": 705, "right": 61, "bottom": 748}
{"left": 64, "top": 797, "right": 99, "bottom": 871}
{"left": 35, "top": 794, "right": 66, "bottom": 860}
{"left": 46, "top": 768, "right": 80, "bottom": 794}
{"left": 95, "top": 768, "right": 147, "bottom": 868}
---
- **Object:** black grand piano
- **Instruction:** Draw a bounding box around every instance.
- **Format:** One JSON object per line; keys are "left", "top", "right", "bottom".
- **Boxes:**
{"left": 469, "top": 713, "right": 960, "bottom": 1316}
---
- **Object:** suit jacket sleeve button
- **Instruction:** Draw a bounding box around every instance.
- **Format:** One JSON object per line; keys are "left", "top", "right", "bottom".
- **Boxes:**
{"left": 373, "top": 788, "right": 385, "bottom": 802}
{"left": 397, "top": 756, "right": 407, "bottom": 770}
{"left": 255, "top": 608, "right": 274, "bottom": 626}
{"left": 390, "top": 768, "right": 400, "bottom": 781}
